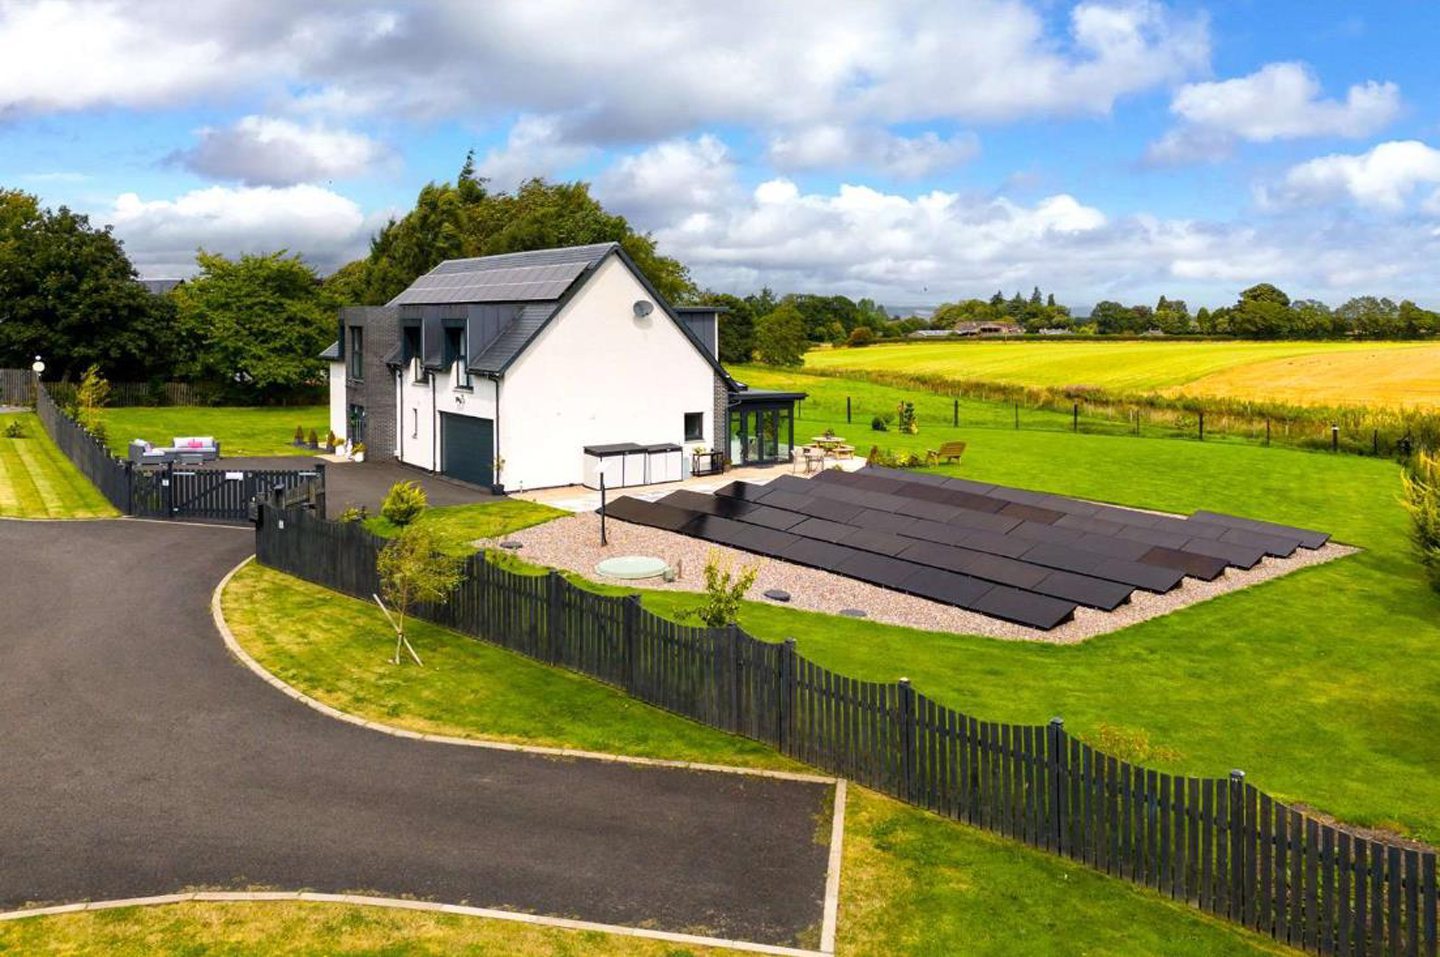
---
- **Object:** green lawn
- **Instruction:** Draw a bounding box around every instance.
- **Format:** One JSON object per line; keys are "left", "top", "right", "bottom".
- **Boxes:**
{"left": 574, "top": 367, "right": 1440, "bottom": 845}
{"left": 207, "top": 561, "right": 1279, "bottom": 957}
{"left": 0, "top": 412, "right": 117, "bottom": 518}
{"left": 99, "top": 406, "right": 330, "bottom": 458}
{"left": 802, "top": 339, "right": 1439, "bottom": 399}
{"left": 364, "top": 499, "right": 567, "bottom": 553}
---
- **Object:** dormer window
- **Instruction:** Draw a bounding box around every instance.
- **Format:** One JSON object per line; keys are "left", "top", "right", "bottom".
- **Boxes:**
{"left": 444, "top": 323, "right": 470, "bottom": 388}
{"left": 402, "top": 325, "right": 425, "bottom": 382}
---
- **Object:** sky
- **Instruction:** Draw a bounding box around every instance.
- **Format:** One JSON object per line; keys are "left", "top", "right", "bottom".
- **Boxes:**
{"left": 3, "top": 0, "right": 1439, "bottom": 311}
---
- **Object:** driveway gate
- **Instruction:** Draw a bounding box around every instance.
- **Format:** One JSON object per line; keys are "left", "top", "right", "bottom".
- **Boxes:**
{"left": 131, "top": 463, "right": 325, "bottom": 523}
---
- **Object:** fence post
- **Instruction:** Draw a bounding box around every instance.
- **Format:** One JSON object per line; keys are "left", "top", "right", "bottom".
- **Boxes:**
{"left": 1014, "top": 402, "right": 1019, "bottom": 430}
{"left": 1331, "top": 424, "right": 1339, "bottom": 453}
{"left": 546, "top": 570, "right": 565, "bottom": 665}
{"left": 1199, "top": 410, "right": 1205, "bottom": 441}
{"left": 314, "top": 461, "right": 327, "bottom": 518}
{"left": 898, "top": 677, "right": 916, "bottom": 803}
{"left": 727, "top": 623, "right": 742, "bottom": 733}
{"left": 1372, "top": 429, "right": 1379, "bottom": 456}
{"left": 1049, "top": 717, "right": 1068, "bottom": 855}
{"left": 777, "top": 637, "right": 796, "bottom": 754}
{"left": 1229, "top": 769, "right": 1246, "bottom": 921}
{"left": 953, "top": 398, "right": 959, "bottom": 427}
{"left": 165, "top": 461, "right": 176, "bottom": 517}
{"left": 846, "top": 395, "right": 851, "bottom": 424}
{"left": 1073, "top": 402, "right": 1079, "bottom": 433}
{"left": 623, "top": 593, "right": 640, "bottom": 692}
{"left": 1265, "top": 419, "right": 1271, "bottom": 446}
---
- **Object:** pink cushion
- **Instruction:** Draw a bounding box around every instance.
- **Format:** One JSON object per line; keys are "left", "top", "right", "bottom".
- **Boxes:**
{"left": 188, "top": 439, "right": 203, "bottom": 449}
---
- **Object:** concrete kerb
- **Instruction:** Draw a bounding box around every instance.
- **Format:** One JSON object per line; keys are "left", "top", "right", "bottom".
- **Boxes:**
{"left": 210, "top": 555, "right": 849, "bottom": 952}
{"left": 0, "top": 892, "right": 830, "bottom": 957}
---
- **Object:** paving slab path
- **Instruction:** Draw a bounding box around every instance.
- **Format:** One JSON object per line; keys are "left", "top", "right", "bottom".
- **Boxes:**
{"left": 0, "top": 519, "right": 833, "bottom": 948}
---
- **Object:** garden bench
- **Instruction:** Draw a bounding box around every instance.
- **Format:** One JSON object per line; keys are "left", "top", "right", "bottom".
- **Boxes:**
{"left": 932, "top": 441, "right": 967, "bottom": 464}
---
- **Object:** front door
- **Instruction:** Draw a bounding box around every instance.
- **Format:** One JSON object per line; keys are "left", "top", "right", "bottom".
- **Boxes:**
{"left": 348, "top": 404, "right": 367, "bottom": 446}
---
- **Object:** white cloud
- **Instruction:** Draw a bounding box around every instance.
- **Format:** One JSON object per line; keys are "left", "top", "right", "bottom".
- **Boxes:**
{"left": 594, "top": 135, "right": 740, "bottom": 224}
{"left": 0, "top": 1, "right": 1207, "bottom": 133}
{"left": 1265, "top": 141, "right": 1440, "bottom": 211}
{"left": 105, "top": 184, "right": 371, "bottom": 275}
{"left": 172, "top": 115, "right": 390, "bottom": 186}
{"left": 1149, "top": 62, "right": 1400, "bottom": 164}
{"left": 474, "top": 115, "right": 596, "bottom": 191}
{"left": 768, "top": 126, "right": 979, "bottom": 178}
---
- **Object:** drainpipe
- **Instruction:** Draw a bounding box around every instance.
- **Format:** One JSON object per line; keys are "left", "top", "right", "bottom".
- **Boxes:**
{"left": 491, "top": 374, "right": 502, "bottom": 491}
{"left": 430, "top": 370, "right": 438, "bottom": 473}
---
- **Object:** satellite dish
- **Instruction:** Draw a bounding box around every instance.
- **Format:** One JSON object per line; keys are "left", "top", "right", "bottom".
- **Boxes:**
{"left": 633, "top": 300, "right": 655, "bottom": 318}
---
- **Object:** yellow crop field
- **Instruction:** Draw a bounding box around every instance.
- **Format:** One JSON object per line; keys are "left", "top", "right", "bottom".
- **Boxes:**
{"left": 803, "top": 340, "right": 1440, "bottom": 408}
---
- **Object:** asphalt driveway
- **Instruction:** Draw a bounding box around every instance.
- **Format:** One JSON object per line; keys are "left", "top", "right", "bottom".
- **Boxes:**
{"left": 0, "top": 519, "right": 833, "bottom": 947}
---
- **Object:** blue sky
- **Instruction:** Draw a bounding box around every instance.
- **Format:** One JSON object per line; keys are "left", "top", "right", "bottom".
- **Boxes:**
{"left": 3, "top": 0, "right": 1439, "bottom": 310}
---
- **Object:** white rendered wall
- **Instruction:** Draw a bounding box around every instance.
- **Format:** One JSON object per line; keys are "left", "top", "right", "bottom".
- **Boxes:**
{"left": 396, "top": 359, "right": 498, "bottom": 471}
{"left": 498, "top": 255, "right": 716, "bottom": 490}
{"left": 328, "top": 361, "right": 346, "bottom": 442}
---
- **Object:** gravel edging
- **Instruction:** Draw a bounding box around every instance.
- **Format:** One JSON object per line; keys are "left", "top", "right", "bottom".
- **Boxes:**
{"left": 499, "top": 512, "right": 1355, "bottom": 644}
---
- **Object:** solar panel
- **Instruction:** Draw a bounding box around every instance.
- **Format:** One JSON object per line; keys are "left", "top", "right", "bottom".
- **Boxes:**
{"left": 851, "top": 509, "right": 920, "bottom": 535}
{"left": 712, "top": 481, "right": 772, "bottom": 501}
{"left": 999, "top": 502, "right": 1067, "bottom": 525}
{"left": 741, "top": 505, "right": 809, "bottom": 531}
{"left": 1178, "top": 538, "right": 1266, "bottom": 569}
{"left": 758, "top": 490, "right": 816, "bottom": 513}
{"left": 1137, "top": 546, "right": 1228, "bottom": 581}
{"left": 839, "top": 526, "right": 912, "bottom": 556}
{"left": 800, "top": 496, "right": 867, "bottom": 524}
{"left": 902, "top": 519, "right": 974, "bottom": 548}
{"left": 837, "top": 552, "right": 926, "bottom": 589}
{"left": 970, "top": 587, "right": 1076, "bottom": 630}
{"left": 780, "top": 537, "right": 855, "bottom": 571}
{"left": 1033, "top": 570, "right": 1132, "bottom": 611}
{"left": 788, "top": 517, "right": 855, "bottom": 543}
{"left": 1214, "top": 526, "right": 1301, "bottom": 557}
{"left": 900, "top": 566, "right": 995, "bottom": 606}
{"left": 1190, "top": 510, "right": 1330, "bottom": 549}
{"left": 893, "top": 498, "right": 964, "bottom": 523}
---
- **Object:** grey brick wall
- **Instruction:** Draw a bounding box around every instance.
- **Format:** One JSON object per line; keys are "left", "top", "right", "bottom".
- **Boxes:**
{"left": 713, "top": 372, "right": 730, "bottom": 460}
{"left": 340, "top": 306, "right": 399, "bottom": 459}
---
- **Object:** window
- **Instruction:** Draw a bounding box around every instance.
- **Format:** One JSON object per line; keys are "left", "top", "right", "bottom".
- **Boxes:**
{"left": 402, "top": 325, "right": 423, "bottom": 381}
{"left": 411, "top": 408, "right": 419, "bottom": 439}
{"left": 347, "top": 326, "right": 364, "bottom": 380}
{"left": 445, "top": 324, "right": 470, "bottom": 388}
{"left": 684, "top": 411, "right": 705, "bottom": 442}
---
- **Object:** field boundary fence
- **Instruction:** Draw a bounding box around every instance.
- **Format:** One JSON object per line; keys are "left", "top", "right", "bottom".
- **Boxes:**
{"left": 796, "top": 367, "right": 1434, "bottom": 459}
{"left": 33, "top": 383, "right": 324, "bottom": 522}
{"left": 257, "top": 505, "right": 1438, "bottom": 956}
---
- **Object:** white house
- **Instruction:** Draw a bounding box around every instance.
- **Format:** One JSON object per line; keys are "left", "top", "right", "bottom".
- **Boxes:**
{"left": 323, "top": 243, "right": 804, "bottom": 492}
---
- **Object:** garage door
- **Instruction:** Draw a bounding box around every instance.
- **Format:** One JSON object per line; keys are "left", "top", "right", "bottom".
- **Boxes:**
{"left": 440, "top": 413, "right": 494, "bottom": 487}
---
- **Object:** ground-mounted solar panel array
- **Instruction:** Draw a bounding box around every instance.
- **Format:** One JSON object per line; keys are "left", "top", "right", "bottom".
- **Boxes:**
{"left": 603, "top": 466, "right": 1331, "bottom": 630}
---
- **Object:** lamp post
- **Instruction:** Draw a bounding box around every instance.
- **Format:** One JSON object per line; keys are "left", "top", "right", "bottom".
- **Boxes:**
{"left": 29, "top": 355, "right": 44, "bottom": 406}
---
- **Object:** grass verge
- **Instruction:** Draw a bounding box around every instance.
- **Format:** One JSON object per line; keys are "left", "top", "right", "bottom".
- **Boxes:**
{"left": 222, "top": 562, "right": 796, "bottom": 769}
{"left": 0, "top": 412, "right": 117, "bottom": 518}
{"left": 0, "top": 901, "right": 746, "bottom": 955}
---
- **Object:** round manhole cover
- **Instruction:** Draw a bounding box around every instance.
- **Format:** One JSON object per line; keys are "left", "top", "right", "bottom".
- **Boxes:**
{"left": 595, "top": 555, "right": 671, "bottom": 580}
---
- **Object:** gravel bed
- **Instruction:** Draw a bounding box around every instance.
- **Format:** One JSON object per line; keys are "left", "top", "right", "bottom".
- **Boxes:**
{"left": 496, "top": 511, "right": 1355, "bottom": 644}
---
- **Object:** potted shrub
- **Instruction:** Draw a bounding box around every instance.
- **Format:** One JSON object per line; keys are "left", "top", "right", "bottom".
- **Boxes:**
{"left": 325, "top": 430, "right": 336, "bottom": 452}
{"left": 353, "top": 441, "right": 367, "bottom": 463}
{"left": 307, "top": 428, "right": 319, "bottom": 449}
{"left": 490, "top": 455, "right": 506, "bottom": 495}
{"left": 293, "top": 425, "right": 306, "bottom": 447}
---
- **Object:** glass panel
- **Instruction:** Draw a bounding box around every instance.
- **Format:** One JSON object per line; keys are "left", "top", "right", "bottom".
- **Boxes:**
{"left": 759, "top": 409, "right": 779, "bottom": 460}
{"left": 776, "top": 406, "right": 792, "bottom": 461}
{"left": 729, "top": 410, "right": 744, "bottom": 464}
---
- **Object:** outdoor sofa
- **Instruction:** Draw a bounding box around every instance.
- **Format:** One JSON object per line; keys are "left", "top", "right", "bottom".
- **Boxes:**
{"left": 128, "top": 436, "right": 222, "bottom": 465}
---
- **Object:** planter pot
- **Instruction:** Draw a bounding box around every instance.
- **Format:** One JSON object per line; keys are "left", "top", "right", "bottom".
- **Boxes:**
{"left": 490, "top": 483, "right": 506, "bottom": 495}
{"left": 353, "top": 452, "right": 365, "bottom": 463}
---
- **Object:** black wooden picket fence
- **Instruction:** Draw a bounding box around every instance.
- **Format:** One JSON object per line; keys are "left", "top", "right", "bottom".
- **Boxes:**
{"left": 0, "top": 369, "right": 30, "bottom": 406}
{"left": 33, "top": 384, "right": 325, "bottom": 523}
{"left": 257, "top": 505, "right": 1436, "bottom": 956}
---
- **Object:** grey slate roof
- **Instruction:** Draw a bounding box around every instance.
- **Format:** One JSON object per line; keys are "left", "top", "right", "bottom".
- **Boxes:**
{"left": 388, "top": 243, "right": 615, "bottom": 306}
{"left": 319, "top": 339, "right": 341, "bottom": 360}
{"left": 470, "top": 303, "right": 558, "bottom": 374}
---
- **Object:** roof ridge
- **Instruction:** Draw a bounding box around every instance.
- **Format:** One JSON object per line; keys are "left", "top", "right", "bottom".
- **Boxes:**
{"left": 426, "top": 241, "right": 618, "bottom": 274}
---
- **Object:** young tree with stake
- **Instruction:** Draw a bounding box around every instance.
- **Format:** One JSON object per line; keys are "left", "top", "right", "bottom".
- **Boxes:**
{"left": 374, "top": 524, "right": 463, "bottom": 666}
